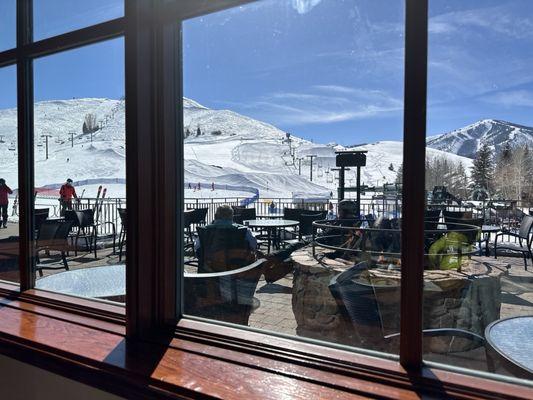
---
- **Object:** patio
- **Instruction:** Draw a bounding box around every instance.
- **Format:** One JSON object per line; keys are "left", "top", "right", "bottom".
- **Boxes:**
{"left": 1, "top": 209, "right": 532, "bottom": 378}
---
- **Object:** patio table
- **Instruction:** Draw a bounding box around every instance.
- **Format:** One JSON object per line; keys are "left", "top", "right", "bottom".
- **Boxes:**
{"left": 244, "top": 219, "right": 298, "bottom": 253}
{"left": 485, "top": 316, "right": 533, "bottom": 378}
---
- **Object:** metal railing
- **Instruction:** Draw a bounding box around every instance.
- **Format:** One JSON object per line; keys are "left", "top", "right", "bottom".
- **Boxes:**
{"left": 21, "top": 195, "right": 532, "bottom": 243}
{"left": 33, "top": 196, "right": 126, "bottom": 235}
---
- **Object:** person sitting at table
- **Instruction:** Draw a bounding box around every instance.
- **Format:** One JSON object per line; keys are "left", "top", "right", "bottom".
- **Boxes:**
{"left": 194, "top": 205, "right": 257, "bottom": 273}
{"left": 323, "top": 200, "right": 366, "bottom": 260}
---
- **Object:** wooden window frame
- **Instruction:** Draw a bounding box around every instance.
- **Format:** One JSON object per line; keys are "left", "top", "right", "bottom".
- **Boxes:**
{"left": 0, "top": 0, "right": 530, "bottom": 398}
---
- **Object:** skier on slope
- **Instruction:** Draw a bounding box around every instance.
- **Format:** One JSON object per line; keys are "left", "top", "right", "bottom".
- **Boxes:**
{"left": 59, "top": 178, "right": 78, "bottom": 216}
{"left": 0, "top": 179, "right": 13, "bottom": 228}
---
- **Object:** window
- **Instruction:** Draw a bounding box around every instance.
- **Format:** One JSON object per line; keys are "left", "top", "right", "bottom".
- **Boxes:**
{"left": 0, "top": 65, "right": 19, "bottom": 284}
{"left": 181, "top": 0, "right": 407, "bottom": 356}
{"left": 32, "top": 39, "right": 126, "bottom": 303}
{"left": 426, "top": 0, "right": 533, "bottom": 380}
{"left": 0, "top": 1, "right": 531, "bottom": 397}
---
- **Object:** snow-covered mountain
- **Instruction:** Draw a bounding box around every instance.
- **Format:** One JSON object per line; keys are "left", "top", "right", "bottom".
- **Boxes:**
{"left": 427, "top": 119, "right": 533, "bottom": 159}
{"left": 0, "top": 97, "right": 473, "bottom": 199}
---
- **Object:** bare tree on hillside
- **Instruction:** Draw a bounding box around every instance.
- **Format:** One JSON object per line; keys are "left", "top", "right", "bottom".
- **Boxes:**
{"left": 83, "top": 113, "right": 99, "bottom": 134}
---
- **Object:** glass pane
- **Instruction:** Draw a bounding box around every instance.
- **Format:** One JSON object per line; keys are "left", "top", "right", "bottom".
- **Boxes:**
{"left": 0, "top": 0, "right": 16, "bottom": 51}
{"left": 33, "top": 0, "right": 123, "bottom": 41}
{"left": 426, "top": 0, "right": 533, "bottom": 382}
{"left": 0, "top": 65, "right": 19, "bottom": 284}
{"left": 182, "top": 0, "right": 405, "bottom": 355}
{"left": 33, "top": 38, "right": 126, "bottom": 303}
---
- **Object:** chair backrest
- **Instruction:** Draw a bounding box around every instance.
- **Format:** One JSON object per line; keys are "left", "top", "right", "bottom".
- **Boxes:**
{"left": 518, "top": 215, "right": 533, "bottom": 240}
{"left": 299, "top": 212, "right": 326, "bottom": 236}
{"left": 329, "top": 262, "right": 383, "bottom": 334}
{"left": 64, "top": 210, "right": 78, "bottom": 227}
{"left": 283, "top": 207, "right": 303, "bottom": 221}
{"left": 443, "top": 210, "right": 472, "bottom": 222}
{"left": 183, "top": 209, "right": 194, "bottom": 227}
{"left": 37, "top": 220, "right": 60, "bottom": 241}
{"left": 192, "top": 208, "right": 208, "bottom": 225}
{"left": 75, "top": 209, "right": 95, "bottom": 228}
{"left": 55, "top": 220, "right": 75, "bottom": 240}
{"left": 34, "top": 208, "right": 49, "bottom": 231}
{"left": 232, "top": 207, "right": 255, "bottom": 225}
{"left": 197, "top": 225, "right": 255, "bottom": 273}
{"left": 184, "top": 259, "right": 265, "bottom": 325}
{"left": 424, "top": 209, "right": 441, "bottom": 222}
{"left": 118, "top": 208, "right": 127, "bottom": 227}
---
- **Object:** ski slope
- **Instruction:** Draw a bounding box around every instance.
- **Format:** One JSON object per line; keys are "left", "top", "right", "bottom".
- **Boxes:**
{"left": 0, "top": 97, "right": 473, "bottom": 200}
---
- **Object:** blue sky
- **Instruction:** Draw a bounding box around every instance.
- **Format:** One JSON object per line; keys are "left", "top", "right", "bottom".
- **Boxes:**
{"left": 0, "top": 0, "right": 123, "bottom": 108}
{"left": 184, "top": 0, "right": 533, "bottom": 144}
{"left": 2, "top": 1, "right": 533, "bottom": 145}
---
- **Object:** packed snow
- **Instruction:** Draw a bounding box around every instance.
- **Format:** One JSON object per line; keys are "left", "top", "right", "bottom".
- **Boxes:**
{"left": 0, "top": 97, "right": 476, "bottom": 201}
{"left": 427, "top": 119, "right": 533, "bottom": 158}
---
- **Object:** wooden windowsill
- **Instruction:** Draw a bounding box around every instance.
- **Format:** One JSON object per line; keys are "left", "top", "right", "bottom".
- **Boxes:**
{"left": 0, "top": 292, "right": 530, "bottom": 399}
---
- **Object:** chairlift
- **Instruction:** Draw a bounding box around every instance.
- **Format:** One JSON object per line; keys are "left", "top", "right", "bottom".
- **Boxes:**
{"left": 8, "top": 143, "right": 16, "bottom": 151}
{"left": 37, "top": 141, "right": 43, "bottom": 147}
{"left": 0, "top": 136, "right": 4, "bottom": 144}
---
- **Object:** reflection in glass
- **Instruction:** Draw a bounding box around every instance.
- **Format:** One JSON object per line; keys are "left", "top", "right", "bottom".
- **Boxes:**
{"left": 426, "top": 0, "right": 533, "bottom": 382}
{"left": 0, "top": 65, "right": 19, "bottom": 284}
{"left": 182, "top": 0, "right": 405, "bottom": 355}
{"left": 33, "top": 38, "right": 126, "bottom": 303}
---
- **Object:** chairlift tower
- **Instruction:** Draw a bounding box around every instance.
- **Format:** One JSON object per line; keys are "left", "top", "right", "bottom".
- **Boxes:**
{"left": 0, "top": 135, "right": 4, "bottom": 144}
{"left": 69, "top": 131, "right": 75, "bottom": 147}
{"left": 296, "top": 157, "right": 303, "bottom": 175}
{"left": 306, "top": 154, "right": 317, "bottom": 181}
{"left": 41, "top": 133, "right": 52, "bottom": 160}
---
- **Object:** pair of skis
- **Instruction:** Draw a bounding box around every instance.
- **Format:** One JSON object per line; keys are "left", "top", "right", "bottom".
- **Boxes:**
{"left": 94, "top": 185, "right": 107, "bottom": 223}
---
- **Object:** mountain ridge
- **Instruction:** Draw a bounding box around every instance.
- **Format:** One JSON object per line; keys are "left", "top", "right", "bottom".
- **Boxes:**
{"left": 427, "top": 119, "right": 533, "bottom": 158}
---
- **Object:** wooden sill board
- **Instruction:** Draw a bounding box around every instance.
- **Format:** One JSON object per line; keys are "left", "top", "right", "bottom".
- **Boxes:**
{"left": 0, "top": 294, "right": 530, "bottom": 399}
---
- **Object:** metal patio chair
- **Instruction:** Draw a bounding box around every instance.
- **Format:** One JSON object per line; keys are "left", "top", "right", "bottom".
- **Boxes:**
{"left": 494, "top": 215, "right": 533, "bottom": 270}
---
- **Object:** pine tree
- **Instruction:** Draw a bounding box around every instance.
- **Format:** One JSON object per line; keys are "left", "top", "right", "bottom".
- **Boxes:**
{"left": 470, "top": 143, "right": 494, "bottom": 193}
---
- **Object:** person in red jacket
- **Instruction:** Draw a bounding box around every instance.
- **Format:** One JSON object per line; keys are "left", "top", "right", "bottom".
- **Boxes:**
{"left": 0, "top": 178, "right": 13, "bottom": 228}
{"left": 59, "top": 178, "right": 78, "bottom": 216}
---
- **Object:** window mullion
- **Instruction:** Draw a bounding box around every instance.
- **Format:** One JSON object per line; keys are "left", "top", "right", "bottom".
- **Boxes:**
{"left": 17, "top": 0, "right": 35, "bottom": 291}
{"left": 400, "top": 0, "right": 428, "bottom": 370}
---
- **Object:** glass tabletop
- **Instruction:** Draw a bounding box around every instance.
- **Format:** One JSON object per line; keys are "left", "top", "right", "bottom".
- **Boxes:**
{"left": 485, "top": 316, "right": 533, "bottom": 373}
{"left": 482, "top": 225, "right": 501, "bottom": 232}
{"left": 244, "top": 219, "right": 299, "bottom": 228}
{"left": 36, "top": 264, "right": 125, "bottom": 298}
